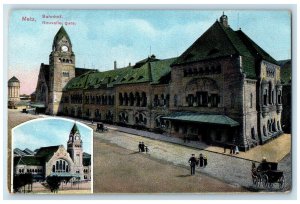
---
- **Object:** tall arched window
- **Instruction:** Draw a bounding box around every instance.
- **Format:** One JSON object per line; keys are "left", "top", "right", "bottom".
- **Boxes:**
{"left": 54, "top": 159, "right": 69, "bottom": 173}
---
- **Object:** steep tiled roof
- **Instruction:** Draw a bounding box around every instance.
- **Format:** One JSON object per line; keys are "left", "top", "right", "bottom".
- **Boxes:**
{"left": 35, "top": 145, "right": 60, "bottom": 161}
{"left": 64, "top": 57, "right": 176, "bottom": 90}
{"left": 172, "top": 21, "right": 278, "bottom": 79}
{"left": 71, "top": 123, "right": 80, "bottom": 134}
{"left": 14, "top": 156, "right": 43, "bottom": 166}
{"left": 52, "top": 26, "right": 72, "bottom": 47}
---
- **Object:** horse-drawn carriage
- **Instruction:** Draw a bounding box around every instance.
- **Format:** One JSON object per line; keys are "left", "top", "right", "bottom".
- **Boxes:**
{"left": 95, "top": 122, "right": 108, "bottom": 132}
{"left": 252, "top": 161, "right": 285, "bottom": 190}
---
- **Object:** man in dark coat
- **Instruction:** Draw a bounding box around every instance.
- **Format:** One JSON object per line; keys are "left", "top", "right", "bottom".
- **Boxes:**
{"left": 188, "top": 154, "right": 197, "bottom": 175}
{"left": 138, "top": 142, "right": 142, "bottom": 152}
{"left": 141, "top": 142, "right": 145, "bottom": 152}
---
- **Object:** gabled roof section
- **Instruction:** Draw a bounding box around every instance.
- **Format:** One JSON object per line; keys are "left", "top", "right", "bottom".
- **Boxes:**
{"left": 35, "top": 145, "right": 60, "bottom": 161}
{"left": 235, "top": 30, "right": 278, "bottom": 65}
{"left": 172, "top": 21, "right": 243, "bottom": 66}
{"left": 52, "top": 26, "right": 72, "bottom": 47}
{"left": 150, "top": 57, "right": 177, "bottom": 84}
{"left": 14, "top": 156, "right": 43, "bottom": 166}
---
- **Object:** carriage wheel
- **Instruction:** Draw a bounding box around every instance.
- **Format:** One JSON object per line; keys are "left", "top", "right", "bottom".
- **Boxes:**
{"left": 262, "top": 174, "right": 269, "bottom": 189}
{"left": 278, "top": 175, "right": 285, "bottom": 190}
{"left": 252, "top": 176, "right": 259, "bottom": 187}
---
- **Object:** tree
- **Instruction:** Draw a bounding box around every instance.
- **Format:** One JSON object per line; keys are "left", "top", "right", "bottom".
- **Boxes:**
{"left": 45, "top": 176, "right": 61, "bottom": 193}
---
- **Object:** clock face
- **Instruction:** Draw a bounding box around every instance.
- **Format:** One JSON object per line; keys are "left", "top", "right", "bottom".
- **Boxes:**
{"left": 61, "top": 45, "right": 68, "bottom": 52}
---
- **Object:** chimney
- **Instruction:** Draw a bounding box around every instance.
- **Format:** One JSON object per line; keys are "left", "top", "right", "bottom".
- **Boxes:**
{"left": 114, "top": 61, "right": 117, "bottom": 70}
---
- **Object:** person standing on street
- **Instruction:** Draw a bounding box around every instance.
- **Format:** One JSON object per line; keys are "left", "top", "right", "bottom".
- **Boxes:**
{"left": 199, "top": 153, "right": 204, "bottom": 168}
{"left": 138, "top": 142, "right": 142, "bottom": 152}
{"left": 188, "top": 154, "right": 197, "bottom": 175}
{"left": 141, "top": 142, "right": 145, "bottom": 152}
{"left": 204, "top": 155, "right": 208, "bottom": 167}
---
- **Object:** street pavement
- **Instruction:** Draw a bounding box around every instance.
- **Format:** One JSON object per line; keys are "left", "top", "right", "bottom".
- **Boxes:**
{"left": 90, "top": 124, "right": 291, "bottom": 192}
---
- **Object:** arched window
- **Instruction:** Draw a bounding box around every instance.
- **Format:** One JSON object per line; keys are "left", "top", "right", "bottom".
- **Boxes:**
{"left": 54, "top": 159, "right": 69, "bottom": 173}
{"left": 135, "top": 92, "right": 141, "bottom": 106}
{"left": 119, "top": 93, "right": 123, "bottom": 105}
{"left": 124, "top": 93, "right": 129, "bottom": 106}
{"left": 141, "top": 92, "right": 147, "bottom": 107}
{"left": 251, "top": 127, "right": 255, "bottom": 140}
{"left": 269, "top": 82, "right": 272, "bottom": 104}
{"left": 129, "top": 92, "right": 135, "bottom": 106}
{"left": 263, "top": 125, "right": 267, "bottom": 136}
{"left": 278, "top": 90, "right": 282, "bottom": 104}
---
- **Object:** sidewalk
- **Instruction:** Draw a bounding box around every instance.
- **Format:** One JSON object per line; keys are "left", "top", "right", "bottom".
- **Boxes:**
{"left": 102, "top": 124, "right": 291, "bottom": 163}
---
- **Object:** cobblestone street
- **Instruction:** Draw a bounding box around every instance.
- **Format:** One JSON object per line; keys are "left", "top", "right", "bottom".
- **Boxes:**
{"left": 7, "top": 110, "right": 292, "bottom": 193}
{"left": 92, "top": 127, "right": 291, "bottom": 191}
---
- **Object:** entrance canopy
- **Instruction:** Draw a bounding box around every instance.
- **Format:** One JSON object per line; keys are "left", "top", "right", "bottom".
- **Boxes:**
{"left": 30, "top": 103, "right": 46, "bottom": 108}
{"left": 162, "top": 112, "right": 239, "bottom": 127}
{"left": 49, "top": 172, "right": 80, "bottom": 179}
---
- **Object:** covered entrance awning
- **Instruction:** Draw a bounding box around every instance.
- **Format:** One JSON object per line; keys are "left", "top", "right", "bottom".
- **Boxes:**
{"left": 30, "top": 103, "right": 46, "bottom": 108}
{"left": 49, "top": 172, "right": 80, "bottom": 179}
{"left": 161, "top": 112, "right": 239, "bottom": 127}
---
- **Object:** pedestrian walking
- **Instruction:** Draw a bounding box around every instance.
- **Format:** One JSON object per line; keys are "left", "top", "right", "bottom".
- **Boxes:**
{"left": 138, "top": 142, "right": 142, "bottom": 152}
{"left": 203, "top": 155, "right": 208, "bottom": 167}
{"left": 141, "top": 142, "right": 145, "bottom": 152}
{"left": 199, "top": 153, "right": 204, "bottom": 168}
{"left": 188, "top": 154, "right": 197, "bottom": 175}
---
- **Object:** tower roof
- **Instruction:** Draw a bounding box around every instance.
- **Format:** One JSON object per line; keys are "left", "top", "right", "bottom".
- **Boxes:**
{"left": 52, "top": 26, "right": 72, "bottom": 47}
{"left": 8, "top": 76, "right": 20, "bottom": 83}
{"left": 71, "top": 123, "right": 80, "bottom": 134}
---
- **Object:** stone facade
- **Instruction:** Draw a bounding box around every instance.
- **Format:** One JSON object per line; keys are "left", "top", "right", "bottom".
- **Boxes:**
{"left": 14, "top": 123, "right": 91, "bottom": 181}
{"left": 35, "top": 14, "right": 284, "bottom": 151}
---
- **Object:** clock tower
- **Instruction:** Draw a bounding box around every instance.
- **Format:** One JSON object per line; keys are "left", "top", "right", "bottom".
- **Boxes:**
{"left": 48, "top": 26, "right": 75, "bottom": 115}
{"left": 67, "top": 123, "right": 83, "bottom": 179}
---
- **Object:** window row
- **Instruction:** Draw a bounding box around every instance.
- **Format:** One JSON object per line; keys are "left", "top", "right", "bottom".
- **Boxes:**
{"left": 52, "top": 159, "right": 69, "bottom": 173}
{"left": 262, "top": 119, "right": 281, "bottom": 136}
{"left": 186, "top": 92, "right": 220, "bottom": 107}
{"left": 153, "top": 94, "right": 170, "bottom": 107}
{"left": 262, "top": 89, "right": 282, "bottom": 106}
{"left": 85, "top": 95, "right": 115, "bottom": 105}
{"left": 59, "top": 58, "right": 73, "bottom": 63}
{"left": 183, "top": 65, "right": 221, "bottom": 77}
{"left": 18, "top": 168, "right": 43, "bottom": 173}
{"left": 119, "top": 92, "right": 147, "bottom": 107}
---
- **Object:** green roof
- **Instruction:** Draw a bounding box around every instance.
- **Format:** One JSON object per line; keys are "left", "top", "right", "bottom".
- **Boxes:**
{"left": 52, "top": 26, "right": 72, "bottom": 47}
{"left": 35, "top": 145, "right": 60, "bottom": 161}
{"left": 162, "top": 112, "right": 239, "bottom": 127}
{"left": 64, "top": 57, "right": 176, "bottom": 90}
{"left": 14, "top": 156, "right": 43, "bottom": 166}
{"left": 172, "top": 21, "right": 278, "bottom": 79}
{"left": 71, "top": 123, "right": 80, "bottom": 134}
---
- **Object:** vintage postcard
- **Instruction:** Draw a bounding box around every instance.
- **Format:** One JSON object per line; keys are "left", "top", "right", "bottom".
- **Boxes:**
{"left": 7, "top": 9, "right": 291, "bottom": 194}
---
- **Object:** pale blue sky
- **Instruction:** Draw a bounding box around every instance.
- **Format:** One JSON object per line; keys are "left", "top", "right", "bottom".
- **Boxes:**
{"left": 13, "top": 118, "right": 92, "bottom": 154}
{"left": 8, "top": 10, "right": 291, "bottom": 94}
